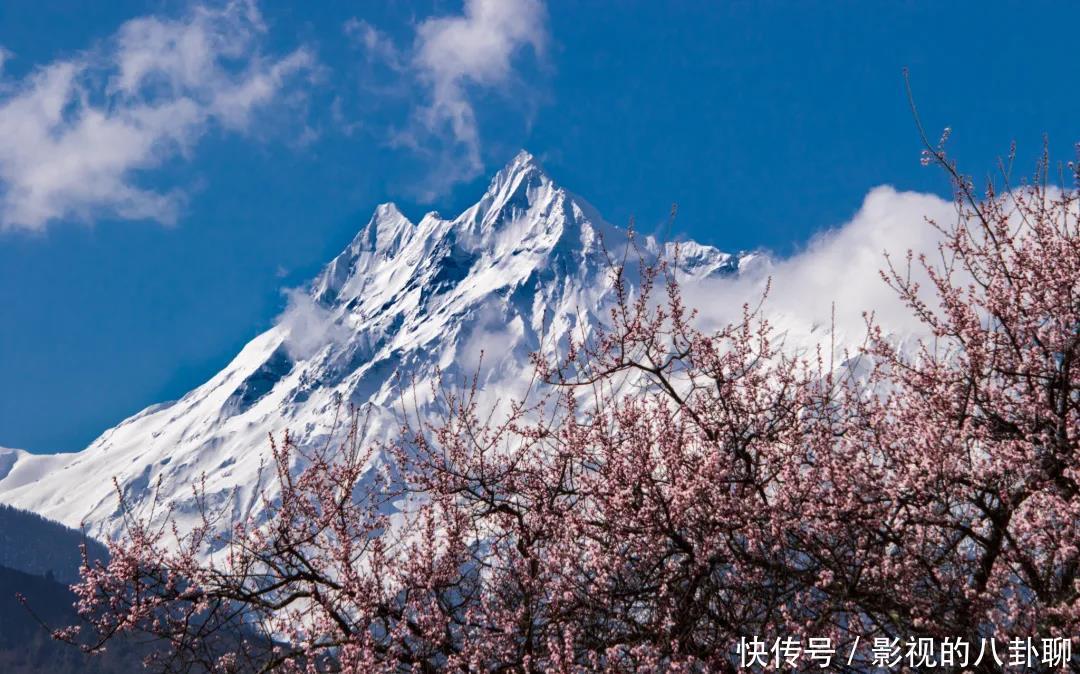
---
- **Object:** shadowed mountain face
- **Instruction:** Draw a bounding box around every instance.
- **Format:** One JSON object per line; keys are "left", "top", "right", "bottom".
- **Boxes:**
{"left": 0, "top": 152, "right": 748, "bottom": 543}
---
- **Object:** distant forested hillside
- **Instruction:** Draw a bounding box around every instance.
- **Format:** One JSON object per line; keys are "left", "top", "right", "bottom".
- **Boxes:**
{"left": 0, "top": 505, "right": 133, "bottom": 671}
{"left": 0, "top": 505, "right": 268, "bottom": 671}
{"left": 0, "top": 564, "right": 145, "bottom": 673}
{"left": 0, "top": 504, "right": 108, "bottom": 583}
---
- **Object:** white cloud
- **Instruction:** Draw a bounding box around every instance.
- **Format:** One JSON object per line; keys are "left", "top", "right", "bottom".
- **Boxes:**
{"left": 0, "top": 0, "right": 315, "bottom": 232}
{"left": 457, "top": 305, "right": 524, "bottom": 375}
{"left": 681, "top": 186, "right": 957, "bottom": 352}
{"left": 277, "top": 290, "right": 350, "bottom": 360}
{"left": 350, "top": 0, "right": 548, "bottom": 198}
{"left": 412, "top": 0, "right": 546, "bottom": 164}
{"left": 343, "top": 19, "right": 405, "bottom": 72}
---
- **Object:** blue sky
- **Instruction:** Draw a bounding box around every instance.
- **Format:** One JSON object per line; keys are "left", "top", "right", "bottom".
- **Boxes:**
{"left": 1, "top": 0, "right": 1078, "bottom": 453}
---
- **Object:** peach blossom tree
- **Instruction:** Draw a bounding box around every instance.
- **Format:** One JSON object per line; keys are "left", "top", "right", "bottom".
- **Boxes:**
{"left": 57, "top": 140, "right": 1080, "bottom": 673}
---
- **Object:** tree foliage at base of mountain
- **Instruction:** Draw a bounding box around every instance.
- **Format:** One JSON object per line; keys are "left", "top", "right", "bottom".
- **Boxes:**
{"left": 0, "top": 504, "right": 108, "bottom": 584}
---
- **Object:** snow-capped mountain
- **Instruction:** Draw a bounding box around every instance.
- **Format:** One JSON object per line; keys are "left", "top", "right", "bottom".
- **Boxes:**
{"left": 0, "top": 151, "right": 749, "bottom": 540}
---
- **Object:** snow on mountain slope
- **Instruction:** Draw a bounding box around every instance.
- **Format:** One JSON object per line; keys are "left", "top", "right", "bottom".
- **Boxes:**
{"left": 0, "top": 447, "right": 28, "bottom": 484}
{"left": 0, "top": 152, "right": 748, "bottom": 541}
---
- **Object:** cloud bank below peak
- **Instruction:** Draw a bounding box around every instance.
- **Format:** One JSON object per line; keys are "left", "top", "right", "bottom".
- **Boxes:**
{"left": 0, "top": 0, "right": 316, "bottom": 232}
{"left": 682, "top": 185, "right": 957, "bottom": 349}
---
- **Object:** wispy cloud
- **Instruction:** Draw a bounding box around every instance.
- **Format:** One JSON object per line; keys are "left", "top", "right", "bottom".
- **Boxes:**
{"left": 343, "top": 18, "right": 406, "bottom": 73}
{"left": 348, "top": 0, "right": 548, "bottom": 199}
{"left": 276, "top": 289, "right": 350, "bottom": 360}
{"left": 0, "top": 0, "right": 315, "bottom": 232}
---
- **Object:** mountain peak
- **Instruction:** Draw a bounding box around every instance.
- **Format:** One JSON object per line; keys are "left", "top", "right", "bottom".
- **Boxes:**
{"left": 0, "top": 152, "right": 744, "bottom": 544}
{"left": 372, "top": 202, "right": 406, "bottom": 221}
{"left": 364, "top": 202, "right": 413, "bottom": 253}
{"left": 508, "top": 148, "right": 540, "bottom": 171}
{"left": 484, "top": 149, "right": 550, "bottom": 201}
